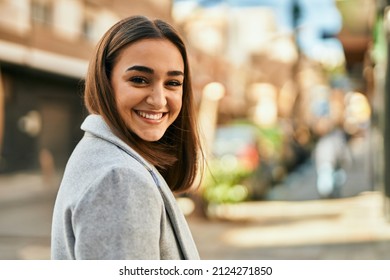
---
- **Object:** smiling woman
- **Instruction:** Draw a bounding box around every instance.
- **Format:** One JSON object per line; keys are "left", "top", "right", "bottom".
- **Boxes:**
{"left": 51, "top": 15, "right": 203, "bottom": 260}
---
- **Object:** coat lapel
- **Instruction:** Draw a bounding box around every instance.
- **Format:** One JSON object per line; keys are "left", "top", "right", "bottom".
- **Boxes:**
{"left": 149, "top": 170, "right": 200, "bottom": 260}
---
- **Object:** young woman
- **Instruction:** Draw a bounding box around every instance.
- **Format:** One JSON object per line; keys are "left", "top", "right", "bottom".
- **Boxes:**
{"left": 51, "top": 15, "right": 203, "bottom": 260}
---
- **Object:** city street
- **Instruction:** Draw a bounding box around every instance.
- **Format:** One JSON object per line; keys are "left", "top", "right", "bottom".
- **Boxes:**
{"left": 189, "top": 134, "right": 390, "bottom": 259}
{"left": 0, "top": 134, "right": 390, "bottom": 260}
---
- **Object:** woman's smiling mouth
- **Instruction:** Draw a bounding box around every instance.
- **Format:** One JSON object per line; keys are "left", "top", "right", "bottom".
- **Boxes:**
{"left": 135, "top": 110, "right": 165, "bottom": 120}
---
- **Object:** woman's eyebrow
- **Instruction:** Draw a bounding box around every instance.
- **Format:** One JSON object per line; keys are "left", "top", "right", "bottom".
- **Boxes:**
{"left": 126, "top": 65, "right": 184, "bottom": 77}
{"left": 168, "top": 70, "right": 184, "bottom": 77}
{"left": 126, "top": 65, "right": 153, "bottom": 74}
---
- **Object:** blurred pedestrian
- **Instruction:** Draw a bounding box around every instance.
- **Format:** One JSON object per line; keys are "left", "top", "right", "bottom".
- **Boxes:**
{"left": 51, "top": 15, "right": 203, "bottom": 259}
{"left": 314, "top": 127, "right": 351, "bottom": 198}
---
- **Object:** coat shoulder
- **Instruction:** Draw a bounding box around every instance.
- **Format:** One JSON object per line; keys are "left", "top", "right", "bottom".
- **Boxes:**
{"left": 57, "top": 133, "right": 161, "bottom": 210}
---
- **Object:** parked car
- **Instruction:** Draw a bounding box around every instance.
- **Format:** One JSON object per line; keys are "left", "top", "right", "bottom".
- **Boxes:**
{"left": 202, "top": 122, "right": 275, "bottom": 205}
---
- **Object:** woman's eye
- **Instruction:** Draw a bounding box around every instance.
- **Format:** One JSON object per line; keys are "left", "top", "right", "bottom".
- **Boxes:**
{"left": 129, "top": 76, "right": 148, "bottom": 84}
{"left": 166, "top": 80, "right": 183, "bottom": 87}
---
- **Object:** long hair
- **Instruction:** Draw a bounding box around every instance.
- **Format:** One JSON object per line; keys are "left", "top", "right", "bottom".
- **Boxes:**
{"left": 84, "top": 15, "right": 202, "bottom": 192}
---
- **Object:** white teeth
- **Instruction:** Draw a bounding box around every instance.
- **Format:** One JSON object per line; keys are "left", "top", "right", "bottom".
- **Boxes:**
{"left": 137, "top": 111, "right": 163, "bottom": 120}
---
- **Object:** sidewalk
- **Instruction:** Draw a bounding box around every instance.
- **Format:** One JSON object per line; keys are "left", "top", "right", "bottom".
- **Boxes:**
{"left": 0, "top": 172, "right": 58, "bottom": 204}
{"left": 0, "top": 172, "right": 58, "bottom": 260}
{"left": 188, "top": 191, "right": 390, "bottom": 259}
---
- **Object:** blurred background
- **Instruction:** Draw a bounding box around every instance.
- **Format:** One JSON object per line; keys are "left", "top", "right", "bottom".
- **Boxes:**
{"left": 0, "top": 0, "right": 390, "bottom": 259}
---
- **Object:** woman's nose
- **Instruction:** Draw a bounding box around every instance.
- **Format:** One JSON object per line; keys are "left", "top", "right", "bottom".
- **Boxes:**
{"left": 146, "top": 84, "right": 167, "bottom": 109}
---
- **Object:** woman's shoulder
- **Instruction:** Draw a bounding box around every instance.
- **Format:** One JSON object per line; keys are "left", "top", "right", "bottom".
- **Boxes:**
{"left": 58, "top": 135, "right": 161, "bottom": 204}
{"left": 56, "top": 159, "right": 163, "bottom": 217}
{"left": 83, "top": 164, "right": 160, "bottom": 199}
{"left": 68, "top": 133, "right": 147, "bottom": 172}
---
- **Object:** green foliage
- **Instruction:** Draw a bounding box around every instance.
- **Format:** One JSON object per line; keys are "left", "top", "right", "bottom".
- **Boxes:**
{"left": 202, "top": 155, "right": 252, "bottom": 204}
{"left": 256, "top": 125, "right": 284, "bottom": 160}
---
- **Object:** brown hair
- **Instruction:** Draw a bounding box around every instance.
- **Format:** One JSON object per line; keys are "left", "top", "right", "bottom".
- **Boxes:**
{"left": 84, "top": 15, "right": 202, "bottom": 192}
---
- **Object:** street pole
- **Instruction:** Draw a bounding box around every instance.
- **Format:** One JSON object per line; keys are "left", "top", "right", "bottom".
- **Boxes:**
{"left": 383, "top": 0, "right": 390, "bottom": 220}
{"left": 0, "top": 67, "right": 4, "bottom": 158}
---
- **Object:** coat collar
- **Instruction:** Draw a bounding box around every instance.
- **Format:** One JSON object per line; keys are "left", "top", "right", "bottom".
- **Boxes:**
{"left": 81, "top": 114, "right": 153, "bottom": 170}
{"left": 81, "top": 114, "right": 199, "bottom": 259}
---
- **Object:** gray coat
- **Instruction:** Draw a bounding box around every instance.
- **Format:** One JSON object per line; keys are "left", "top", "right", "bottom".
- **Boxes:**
{"left": 51, "top": 114, "right": 200, "bottom": 260}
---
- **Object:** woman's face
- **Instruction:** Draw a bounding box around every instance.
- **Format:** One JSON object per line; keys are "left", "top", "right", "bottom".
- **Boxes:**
{"left": 111, "top": 38, "right": 184, "bottom": 142}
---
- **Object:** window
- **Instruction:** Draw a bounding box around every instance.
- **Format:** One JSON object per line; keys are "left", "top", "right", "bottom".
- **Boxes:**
{"left": 31, "top": 0, "right": 52, "bottom": 25}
